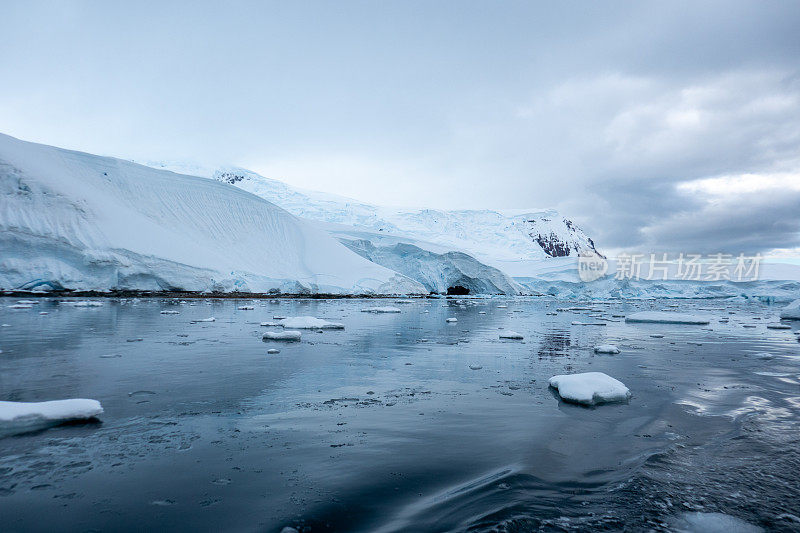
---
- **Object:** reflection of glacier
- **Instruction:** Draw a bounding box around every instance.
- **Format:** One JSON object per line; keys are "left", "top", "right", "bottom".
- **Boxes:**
{"left": 341, "top": 239, "right": 522, "bottom": 295}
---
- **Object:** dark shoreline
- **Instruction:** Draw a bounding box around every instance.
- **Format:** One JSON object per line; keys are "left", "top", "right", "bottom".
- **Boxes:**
{"left": 0, "top": 290, "right": 440, "bottom": 299}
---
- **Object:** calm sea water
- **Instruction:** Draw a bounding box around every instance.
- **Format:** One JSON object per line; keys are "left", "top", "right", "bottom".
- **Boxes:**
{"left": 1, "top": 296, "right": 799, "bottom": 532}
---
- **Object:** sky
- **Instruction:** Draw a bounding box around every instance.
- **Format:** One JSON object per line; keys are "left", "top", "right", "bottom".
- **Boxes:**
{"left": 1, "top": 1, "right": 799, "bottom": 256}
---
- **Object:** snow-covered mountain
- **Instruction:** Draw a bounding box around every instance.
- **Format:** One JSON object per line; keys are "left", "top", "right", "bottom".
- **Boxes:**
{"left": 144, "top": 163, "right": 602, "bottom": 278}
{"left": 0, "top": 134, "right": 425, "bottom": 294}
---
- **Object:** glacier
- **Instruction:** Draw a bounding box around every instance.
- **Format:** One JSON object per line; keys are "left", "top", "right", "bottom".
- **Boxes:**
{"left": 0, "top": 134, "right": 426, "bottom": 295}
{"left": 143, "top": 163, "right": 601, "bottom": 282}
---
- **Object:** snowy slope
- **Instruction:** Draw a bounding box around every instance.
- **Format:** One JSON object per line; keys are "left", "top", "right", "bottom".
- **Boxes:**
{"left": 0, "top": 134, "right": 425, "bottom": 294}
{"left": 143, "top": 163, "right": 602, "bottom": 276}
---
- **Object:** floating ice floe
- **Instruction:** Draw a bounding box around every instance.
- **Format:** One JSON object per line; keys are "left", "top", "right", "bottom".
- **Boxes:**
{"left": 766, "top": 323, "right": 792, "bottom": 330}
{"left": 266, "top": 349, "right": 280, "bottom": 354}
{"left": 671, "top": 511, "right": 763, "bottom": 533}
{"left": 194, "top": 317, "right": 216, "bottom": 323}
{"left": 779, "top": 299, "right": 800, "bottom": 320}
{"left": 594, "top": 344, "right": 620, "bottom": 354}
{"left": 17, "top": 300, "right": 39, "bottom": 304}
{"left": 160, "top": 310, "right": 180, "bottom": 314}
{"left": 280, "top": 316, "right": 344, "bottom": 329}
{"left": 571, "top": 321, "right": 606, "bottom": 326}
{"left": 361, "top": 307, "right": 402, "bottom": 313}
{"left": 625, "top": 311, "right": 710, "bottom": 325}
{"left": 446, "top": 317, "right": 458, "bottom": 323}
{"left": 8, "top": 304, "right": 32, "bottom": 309}
{"left": 0, "top": 399, "right": 103, "bottom": 436}
{"left": 263, "top": 330, "right": 302, "bottom": 341}
{"left": 496, "top": 305, "right": 507, "bottom": 308}
{"left": 260, "top": 321, "right": 282, "bottom": 327}
{"left": 67, "top": 301, "right": 103, "bottom": 307}
{"left": 238, "top": 306, "right": 254, "bottom": 310}
{"left": 469, "top": 364, "right": 482, "bottom": 370}
{"left": 499, "top": 331, "right": 524, "bottom": 339}
{"left": 548, "top": 372, "right": 631, "bottom": 406}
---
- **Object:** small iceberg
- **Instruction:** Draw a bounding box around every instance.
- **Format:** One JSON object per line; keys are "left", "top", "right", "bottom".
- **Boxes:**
{"left": 263, "top": 330, "right": 302, "bottom": 341}
{"left": 779, "top": 299, "right": 800, "bottom": 320}
{"left": 499, "top": 331, "right": 524, "bottom": 339}
{"left": 548, "top": 372, "right": 630, "bottom": 406}
{"left": 238, "top": 306, "right": 254, "bottom": 310}
{"left": 67, "top": 301, "right": 103, "bottom": 307}
{"left": 266, "top": 349, "right": 280, "bottom": 354}
{"left": 280, "top": 316, "right": 344, "bottom": 329}
{"left": 446, "top": 317, "right": 458, "bottom": 323}
{"left": 594, "top": 344, "right": 620, "bottom": 354}
{"left": 0, "top": 399, "right": 103, "bottom": 436}
{"left": 193, "top": 317, "right": 216, "bottom": 323}
{"left": 625, "top": 311, "right": 710, "bottom": 325}
{"left": 361, "top": 306, "right": 401, "bottom": 313}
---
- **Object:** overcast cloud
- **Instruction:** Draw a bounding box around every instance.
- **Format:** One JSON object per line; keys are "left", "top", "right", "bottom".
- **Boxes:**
{"left": 1, "top": 1, "right": 798, "bottom": 256}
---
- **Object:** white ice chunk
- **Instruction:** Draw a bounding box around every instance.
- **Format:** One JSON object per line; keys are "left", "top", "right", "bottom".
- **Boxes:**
{"left": 8, "top": 304, "right": 32, "bottom": 309}
{"left": 263, "top": 330, "right": 301, "bottom": 341}
{"left": 0, "top": 399, "right": 103, "bottom": 435}
{"left": 279, "top": 316, "right": 344, "bottom": 329}
{"left": 260, "top": 321, "right": 282, "bottom": 327}
{"left": 766, "top": 323, "right": 791, "bottom": 330}
{"left": 266, "top": 349, "right": 280, "bottom": 354}
{"left": 548, "top": 372, "right": 631, "bottom": 406}
{"left": 160, "top": 310, "right": 180, "bottom": 314}
{"left": 779, "top": 299, "right": 800, "bottom": 320}
{"left": 238, "top": 306, "right": 254, "bottom": 310}
{"left": 67, "top": 301, "right": 103, "bottom": 307}
{"left": 17, "top": 300, "right": 39, "bottom": 304}
{"left": 195, "top": 317, "right": 215, "bottom": 322}
{"left": 625, "top": 311, "right": 710, "bottom": 325}
{"left": 499, "top": 330, "right": 524, "bottom": 339}
{"left": 594, "top": 344, "right": 620, "bottom": 354}
{"left": 361, "top": 306, "right": 402, "bottom": 313}
{"left": 571, "top": 321, "right": 606, "bottom": 326}
{"left": 446, "top": 317, "right": 458, "bottom": 323}
{"left": 671, "top": 512, "right": 763, "bottom": 533}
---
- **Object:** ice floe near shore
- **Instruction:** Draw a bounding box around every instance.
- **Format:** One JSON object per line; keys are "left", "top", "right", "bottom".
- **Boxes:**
{"left": 0, "top": 399, "right": 103, "bottom": 436}
{"left": 594, "top": 344, "right": 620, "bottom": 354}
{"left": 548, "top": 372, "right": 630, "bottom": 406}
{"left": 278, "top": 316, "right": 344, "bottom": 329}
{"left": 263, "top": 330, "right": 302, "bottom": 341}
{"left": 625, "top": 311, "right": 710, "bottom": 325}
{"left": 361, "top": 306, "right": 402, "bottom": 313}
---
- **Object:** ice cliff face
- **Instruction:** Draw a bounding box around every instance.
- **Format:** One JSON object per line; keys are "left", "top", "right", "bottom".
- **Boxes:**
{"left": 0, "top": 134, "right": 426, "bottom": 294}
{"left": 340, "top": 239, "right": 523, "bottom": 295}
{"left": 144, "top": 163, "right": 602, "bottom": 281}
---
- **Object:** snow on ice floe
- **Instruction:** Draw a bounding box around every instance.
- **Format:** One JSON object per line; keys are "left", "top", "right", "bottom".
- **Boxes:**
{"left": 279, "top": 316, "right": 344, "bottom": 329}
{"left": 65, "top": 301, "right": 103, "bottom": 307}
{"left": 263, "top": 330, "right": 302, "bottom": 341}
{"left": 193, "top": 317, "right": 215, "bottom": 323}
{"left": 671, "top": 512, "right": 763, "bottom": 533}
{"left": 8, "top": 304, "right": 32, "bottom": 309}
{"left": 17, "top": 300, "right": 39, "bottom": 304}
{"left": 499, "top": 331, "right": 524, "bottom": 339}
{"left": 0, "top": 399, "right": 103, "bottom": 436}
{"left": 361, "top": 306, "right": 402, "bottom": 313}
{"left": 260, "top": 321, "right": 282, "bottom": 327}
{"left": 571, "top": 321, "right": 606, "bottom": 326}
{"left": 160, "top": 310, "right": 180, "bottom": 314}
{"left": 779, "top": 299, "right": 800, "bottom": 320}
{"left": 548, "top": 372, "right": 630, "bottom": 406}
{"left": 625, "top": 311, "right": 710, "bottom": 325}
{"left": 266, "top": 349, "right": 280, "bottom": 354}
{"left": 594, "top": 344, "right": 620, "bottom": 354}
